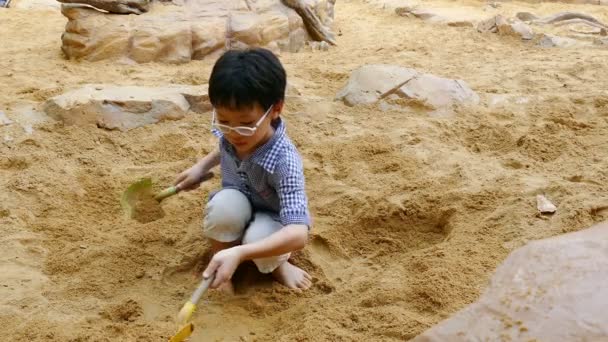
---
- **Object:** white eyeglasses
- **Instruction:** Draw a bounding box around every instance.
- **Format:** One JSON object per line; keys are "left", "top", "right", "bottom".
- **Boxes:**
{"left": 211, "top": 105, "right": 273, "bottom": 137}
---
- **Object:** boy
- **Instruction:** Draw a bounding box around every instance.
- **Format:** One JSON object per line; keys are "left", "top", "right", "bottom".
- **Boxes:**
{"left": 174, "top": 48, "right": 312, "bottom": 292}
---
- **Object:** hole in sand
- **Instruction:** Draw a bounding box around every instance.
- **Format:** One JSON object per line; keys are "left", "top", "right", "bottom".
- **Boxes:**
{"left": 327, "top": 196, "right": 455, "bottom": 259}
{"left": 127, "top": 189, "right": 166, "bottom": 223}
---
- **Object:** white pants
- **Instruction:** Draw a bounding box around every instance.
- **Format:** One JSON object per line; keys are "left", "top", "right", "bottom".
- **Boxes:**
{"left": 203, "top": 189, "right": 290, "bottom": 273}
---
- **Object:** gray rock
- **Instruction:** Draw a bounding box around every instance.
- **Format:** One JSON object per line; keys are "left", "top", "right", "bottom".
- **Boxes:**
{"left": 478, "top": 15, "right": 534, "bottom": 40}
{"left": 336, "top": 64, "right": 418, "bottom": 106}
{"left": 397, "top": 73, "right": 480, "bottom": 110}
{"left": 336, "top": 65, "right": 478, "bottom": 113}
{"left": 412, "top": 221, "right": 608, "bottom": 342}
{"left": 502, "top": 19, "right": 534, "bottom": 40}
{"left": 43, "top": 84, "right": 209, "bottom": 131}
{"left": 515, "top": 11, "right": 539, "bottom": 22}
{"left": 594, "top": 37, "right": 608, "bottom": 45}
{"left": 538, "top": 34, "right": 580, "bottom": 48}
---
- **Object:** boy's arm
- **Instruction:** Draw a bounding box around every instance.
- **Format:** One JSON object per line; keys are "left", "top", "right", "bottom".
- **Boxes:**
{"left": 202, "top": 224, "right": 308, "bottom": 286}
{"left": 175, "top": 147, "right": 221, "bottom": 190}
{"left": 237, "top": 224, "right": 308, "bottom": 259}
{"left": 196, "top": 147, "right": 221, "bottom": 170}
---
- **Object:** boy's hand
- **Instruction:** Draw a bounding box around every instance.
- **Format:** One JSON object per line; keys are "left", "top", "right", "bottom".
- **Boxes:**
{"left": 174, "top": 164, "right": 212, "bottom": 191}
{"left": 203, "top": 247, "right": 244, "bottom": 288}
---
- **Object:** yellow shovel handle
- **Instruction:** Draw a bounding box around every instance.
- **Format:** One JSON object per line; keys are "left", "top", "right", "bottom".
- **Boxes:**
{"left": 155, "top": 172, "right": 214, "bottom": 202}
{"left": 154, "top": 186, "right": 179, "bottom": 202}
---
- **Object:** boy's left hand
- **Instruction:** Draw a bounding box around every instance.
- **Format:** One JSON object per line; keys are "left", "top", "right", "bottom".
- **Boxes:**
{"left": 203, "top": 247, "right": 244, "bottom": 288}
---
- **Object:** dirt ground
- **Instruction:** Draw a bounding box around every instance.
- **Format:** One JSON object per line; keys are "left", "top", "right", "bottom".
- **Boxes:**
{"left": 1, "top": 0, "right": 608, "bottom": 341}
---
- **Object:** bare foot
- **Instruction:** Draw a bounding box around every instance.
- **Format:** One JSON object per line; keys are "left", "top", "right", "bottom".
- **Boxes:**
{"left": 272, "top": 262, "right": 312, "bottom": 290}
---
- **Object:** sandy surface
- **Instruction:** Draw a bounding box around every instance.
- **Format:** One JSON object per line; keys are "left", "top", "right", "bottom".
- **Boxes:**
{"left": 1, "top": 0, "right": 608, "bottom": 341}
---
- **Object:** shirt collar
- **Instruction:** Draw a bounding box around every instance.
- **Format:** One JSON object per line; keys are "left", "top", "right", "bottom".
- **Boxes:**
{"left": 221, "top": 119, "right": 287, "bottom": 173}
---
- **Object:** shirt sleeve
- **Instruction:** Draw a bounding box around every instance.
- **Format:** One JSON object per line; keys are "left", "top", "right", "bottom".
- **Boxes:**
{"left": 274, "top": 153, "right": 311, "bottom": 227}
{"left": 212, "top": 128, "right": 223, "bottom": 138}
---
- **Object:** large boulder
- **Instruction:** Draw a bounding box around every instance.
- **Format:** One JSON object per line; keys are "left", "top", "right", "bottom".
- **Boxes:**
{"left": 60, "top": 0, "right": 334, "bottom": 63}
{"left": 336, "top": 64, "right": 479, "bottom": 113}
{"left": 43, "top": 84, "right": 209, "bottom": 131}
{"left": 412, "top": 221, "right": 608, "bottom": 341}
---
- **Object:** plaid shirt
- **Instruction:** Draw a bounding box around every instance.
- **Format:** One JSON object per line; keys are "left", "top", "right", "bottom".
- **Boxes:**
{"left": 213, "top": 119, "right": 311, "bottom": 227}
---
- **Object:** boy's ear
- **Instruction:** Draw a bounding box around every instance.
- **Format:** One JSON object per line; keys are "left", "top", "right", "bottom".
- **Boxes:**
{"left": 271, "top": 101, "right": 284, "bottom": 119}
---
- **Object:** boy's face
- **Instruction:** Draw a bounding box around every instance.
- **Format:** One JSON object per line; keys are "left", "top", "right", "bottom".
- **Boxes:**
{"left": 215, "top": 102, "right": 282, "bottom": 156}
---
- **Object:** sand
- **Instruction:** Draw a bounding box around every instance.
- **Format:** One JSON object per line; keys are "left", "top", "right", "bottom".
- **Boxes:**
{"left": 1, "top": 0, "right": 608, "bottom": 341}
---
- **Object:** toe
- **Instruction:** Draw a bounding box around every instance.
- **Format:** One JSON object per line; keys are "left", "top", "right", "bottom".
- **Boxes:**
{"left": 298, "top": 277, "right": 312, "bottom": 290}
{"left": 303, "top": 271, "right": 312, "bottom": 280}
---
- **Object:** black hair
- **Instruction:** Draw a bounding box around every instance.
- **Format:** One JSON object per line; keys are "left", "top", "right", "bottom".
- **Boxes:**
{"left": 208, "top": 48, "right": 286, "bottom": 111}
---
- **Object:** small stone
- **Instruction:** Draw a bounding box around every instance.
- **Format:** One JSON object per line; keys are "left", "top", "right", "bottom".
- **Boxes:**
{"left": 135, "top": 270, "right": 145, "bottom": 279}
{"left": 488, "top": 2, "right": 501, "bottom": 8}
{"left": 516, "top": 12, "right": 539, "bottom": 22}
{"left": 479, "top": 15, "right": 534, "bottom": 40}
{"left": 23, "top": 124, "right": 33, "bottom": 135}
{"left": 496, "top": 17, "right": 534, "bottom": 40}
{"left": 594, "top": 37, "right": 608, "bottom": 46}
{"left": 79, "top": 244, "right": 87, "bottom": 249}
{"left": 539, "top": 34, "right": 579, "bottom": 48}
{"left": 0, "top": 111, "right": 12, "bottom": 126}
{"left": 536, "top": 195, "right": 557, "bottom": 214}
{"left": 395, "top": 6, "right": 415, "bottom": 16}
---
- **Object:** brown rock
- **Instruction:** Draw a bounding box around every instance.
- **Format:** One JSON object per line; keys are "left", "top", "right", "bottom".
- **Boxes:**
{"left": 412, "top": 221, "right": 608, "bottom": 341}
{"left": 60, "top": 0, "right": 335, "bottom": 63}
{"left": 191, "top": 18, "right": 228, "bottom": 60}
{"left": 130, "top": 20, "right": 192, "bottom": 64}
{"left": 61, "top": 5, "right": 130, "bottom": 61}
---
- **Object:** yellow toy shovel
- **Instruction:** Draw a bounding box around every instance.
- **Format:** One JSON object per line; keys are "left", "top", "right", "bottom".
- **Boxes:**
{"left": 121, "top": 173, "right": 213, "bottom": 222}
{"left": 169, "top": 273, "right": 216, "bottom": 342}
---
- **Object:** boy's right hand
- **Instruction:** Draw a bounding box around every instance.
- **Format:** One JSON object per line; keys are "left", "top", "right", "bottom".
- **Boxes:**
{"left": 174, "top": 164, "right": 213, "bottom": 191}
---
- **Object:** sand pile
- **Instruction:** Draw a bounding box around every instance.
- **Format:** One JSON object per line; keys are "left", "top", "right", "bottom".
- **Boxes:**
{"left": 1, "top": 0, "right": 608, "bottom": 341}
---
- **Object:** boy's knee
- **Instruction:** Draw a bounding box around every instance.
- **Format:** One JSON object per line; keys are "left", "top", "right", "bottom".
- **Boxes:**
{"left": 204, "top": 189, "right": 252, "bottom": 242}
{"left": 242, "top": 212, "right": 282, "bottom": 245}
{"left": 242, "top": 213, "right": 288, "bottom": 274}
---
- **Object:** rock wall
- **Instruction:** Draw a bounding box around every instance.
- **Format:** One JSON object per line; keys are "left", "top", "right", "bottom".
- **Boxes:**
{"left": 61, "top": 0, "right": 334, "bottom": 63}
